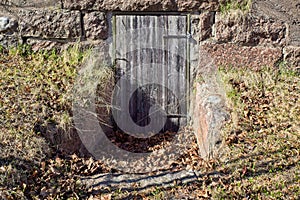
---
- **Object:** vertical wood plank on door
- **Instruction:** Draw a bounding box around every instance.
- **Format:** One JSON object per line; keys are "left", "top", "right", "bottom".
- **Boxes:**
{"left": 164, "top": 15, "right": 187, "bottom": 130}
{"left": 115, "top": 14, "right": 188, "bottom": 134}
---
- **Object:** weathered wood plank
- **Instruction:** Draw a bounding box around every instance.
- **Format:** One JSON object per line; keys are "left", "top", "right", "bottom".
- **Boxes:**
{"left": 115, "top": 14, "right": 188, "bottom": 134}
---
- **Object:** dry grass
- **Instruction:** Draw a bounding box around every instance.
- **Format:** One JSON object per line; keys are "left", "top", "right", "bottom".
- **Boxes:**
{"left": 110, "top": 65, "right": 299, "bottom": 200}
{"left": 212, "top": 66, "right": 300, "bottom": 199}
{"left": 0, "top": 45, "right": 89, "bottom": 199}
{"left": 0, "top": 45, "right": 299, "bottom": 199}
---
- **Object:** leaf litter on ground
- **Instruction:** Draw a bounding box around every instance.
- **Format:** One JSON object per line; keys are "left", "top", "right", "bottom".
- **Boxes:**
{"left": 0, "top": 46, "right": 299, "bottom": 199}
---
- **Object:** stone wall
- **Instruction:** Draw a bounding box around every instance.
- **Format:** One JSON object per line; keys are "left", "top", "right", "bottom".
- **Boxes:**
{"left": 0, "top": 0, "right": 299, "bottom": 159}
{"left": 0, "top": 0, "right": 299, "bottom": 67}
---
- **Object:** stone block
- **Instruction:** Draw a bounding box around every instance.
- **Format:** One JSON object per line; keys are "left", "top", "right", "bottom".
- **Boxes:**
{"left": 283, "top": 46, "right": 300, "bottom": 68}
{"left": 251, "top": 0, "right": 299, "bottom": 23}
{"left": 62, "top": 0, "right": 219, "bottom": 11}
{"left": 288, "top": 24, "right": 300, "bottom": 46}
{"left": 199, "top": 11, "right": 215, "bottom": 41}
{"left": 190, "top": 47, "right": 230, "bottom": 159}
{"left": 201, "top": 43, "right": 282, "bottom": 68}
{"left": 0, "top": 33, "right": 21, "bottom": 49}
{"left": 251, "top": 0, "right": 300, "bottom": 46}
{"left": 0, "top": 0, "right": 61, "bottom": 8}
{"left": 83, "top": 12, "right": 108, "bottom": 40}
{"left": 26, "top": 39, "right": 67, "bottom": 51}
{"left": 0, "top": 16, "right": 18, "bottom": 33}
{"left": 214, "top": 13, "right": 287, "bottom": 47}
{"left": 26, "top": 38, "right": 107, "bottom": 52}
{"left": 180, "top": 0, "right": 219, "bottom": 11}
{"left": 193, "top": 90, "right": 229, "bottom": 159}
{"left": 19, "top": 9, "right": 81, "bottom": 39}
{"left": 63, "top": 0, "right": 174, "bottom": 11}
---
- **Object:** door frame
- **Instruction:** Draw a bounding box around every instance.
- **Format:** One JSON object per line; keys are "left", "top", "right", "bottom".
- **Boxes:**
{"left": 111, "top": 12, "right": 192, "bottom": 130}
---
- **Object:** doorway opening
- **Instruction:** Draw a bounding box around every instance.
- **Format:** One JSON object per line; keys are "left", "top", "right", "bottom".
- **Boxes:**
{"left": 111, "top": 13, "right": 191, "bottom": 136}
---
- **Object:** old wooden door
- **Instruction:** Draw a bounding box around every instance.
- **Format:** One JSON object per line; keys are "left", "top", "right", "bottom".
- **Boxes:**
{"left": 113, "top": 14, "right": 190, "bottom": 136}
